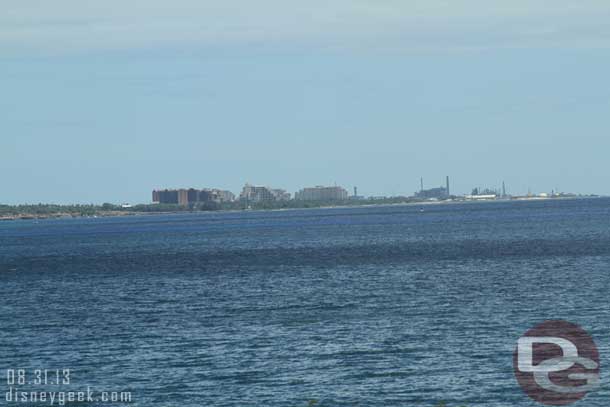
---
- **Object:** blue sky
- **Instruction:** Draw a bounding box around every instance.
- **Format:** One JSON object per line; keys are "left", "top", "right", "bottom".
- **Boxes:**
{"left": 2, "top": 1, "right": 610, "bottom": 204}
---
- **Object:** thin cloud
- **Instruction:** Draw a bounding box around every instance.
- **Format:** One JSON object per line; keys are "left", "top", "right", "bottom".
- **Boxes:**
{"left": 2, "top": 0, "right": 610, "bottom": 54}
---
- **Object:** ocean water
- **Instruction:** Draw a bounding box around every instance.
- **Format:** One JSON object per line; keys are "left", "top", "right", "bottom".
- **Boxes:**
{"left": 1, "top": 199, "right": 609, "bottom": 407}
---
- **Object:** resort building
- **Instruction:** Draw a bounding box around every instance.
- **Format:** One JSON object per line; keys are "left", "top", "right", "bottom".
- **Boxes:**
{"left": 294, "top": 186, "right": 349, "bottom": 201}
{"left": 152, "top": 188, "right": 235, "bottom": 205}
{"left": 239, "top": 184, "right": 291, "bottom": 202}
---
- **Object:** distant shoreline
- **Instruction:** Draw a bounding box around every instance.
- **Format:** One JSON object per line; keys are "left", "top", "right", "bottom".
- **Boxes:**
{"left": 1, "top": 195, "right": 603, "bottom": 222}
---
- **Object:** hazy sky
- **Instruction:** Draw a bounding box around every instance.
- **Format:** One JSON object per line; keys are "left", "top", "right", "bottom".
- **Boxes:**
{"left": 2, "top": 1, "right": 610, "bottom": 204}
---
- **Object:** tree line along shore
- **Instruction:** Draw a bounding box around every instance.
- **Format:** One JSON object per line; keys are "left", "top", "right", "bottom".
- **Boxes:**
{"left": 0, "top": 194, "right": 590, "bottom": 221}
{"left": 0, "top": 198, "right": 420, "bottom": 220}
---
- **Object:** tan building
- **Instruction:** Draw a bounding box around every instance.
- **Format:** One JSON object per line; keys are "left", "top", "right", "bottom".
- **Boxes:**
{"left": 294, "top": 185, "right": 349, "bottom": 201}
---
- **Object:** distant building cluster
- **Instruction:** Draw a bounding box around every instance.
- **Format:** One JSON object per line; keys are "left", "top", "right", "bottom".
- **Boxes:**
{"left": 152, "top": 183, "right": 353, "bottom": 206}
{"left": 152, "top": 188, "right": 235, "bottom": 205}
{"left": 465, "top": 187, "right": 499, "bottom": 201}
{"left": 149, "top": 176, "right": 572, "bottom": 206}
{"left": 239, "top": 184, "right": 291, "bottom": 203}
{"left": 295, "top": 186, "right": 348, "bottom": 201}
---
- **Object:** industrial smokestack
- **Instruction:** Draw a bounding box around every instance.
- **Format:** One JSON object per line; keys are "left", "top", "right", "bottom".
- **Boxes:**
{"left": 446, "top": 176, "right": 450, "bottom": 196}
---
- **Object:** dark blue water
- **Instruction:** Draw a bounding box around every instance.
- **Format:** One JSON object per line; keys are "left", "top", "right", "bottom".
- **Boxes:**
{"left": 1, "top": 199, "right": 609, "bottom": 407}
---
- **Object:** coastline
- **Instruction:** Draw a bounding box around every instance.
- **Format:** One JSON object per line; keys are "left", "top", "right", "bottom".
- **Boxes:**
{"left": 0, "top": 195, "right": 600, "bottom": 222}
{"left": 0, "top": 210, "right": 134, "bottom": 221}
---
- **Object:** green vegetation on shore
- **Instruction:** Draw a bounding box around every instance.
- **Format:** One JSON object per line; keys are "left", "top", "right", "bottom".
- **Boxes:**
{"left": 0, "top": 197, "right": 421, "bottom": 220}
{"left": 0, "top": 193, "right": 590, "bottom": 220}
{"left": 0, "top": 204, "right": 103, "bottom": 218}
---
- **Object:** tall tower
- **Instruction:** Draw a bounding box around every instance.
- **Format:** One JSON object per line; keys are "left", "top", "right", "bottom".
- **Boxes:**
{"left": 446, "top": 176, "right": 450, "bottom": 196}
{"left": 502, "top": 181, "right": 506, "bottom": 198}
{"left": 420, "top": 177, "right": 424, "bottom": 193}
{"left": 354, "top": 186, "right": 358, "bottom": 197}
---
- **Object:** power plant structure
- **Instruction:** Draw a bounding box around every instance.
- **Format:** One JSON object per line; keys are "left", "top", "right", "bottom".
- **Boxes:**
{"left": 416, "top": 176, "right": 451, "bottom": 200}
